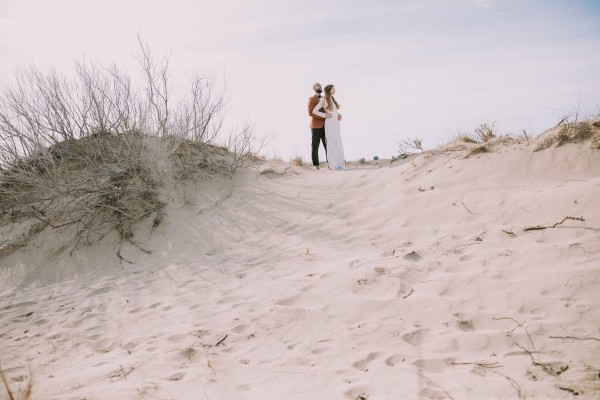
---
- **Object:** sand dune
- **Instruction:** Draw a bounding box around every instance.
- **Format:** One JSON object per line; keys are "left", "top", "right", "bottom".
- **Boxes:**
{"left": 1, "top": 133, "right": 600, "bottom": 399}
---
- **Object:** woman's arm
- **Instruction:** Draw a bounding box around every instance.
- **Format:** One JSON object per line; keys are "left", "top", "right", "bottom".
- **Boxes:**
{"left": 312, "top": 98, "right": 330, "bottom": 118}
{"left": 307, "top": 97, "right": 325, "bottom": 120}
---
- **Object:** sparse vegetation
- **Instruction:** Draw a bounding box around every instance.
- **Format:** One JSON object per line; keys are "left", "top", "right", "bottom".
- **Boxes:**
{"left": 466, "top": 144, "right": 488, "bottom": 157}
{"left": 358, "top": 157, "right": 366, "bottom": 165}
{"left": 457, "top": 134, "right": 478, "bottom": 143}
{"left": 0, "top": 40, "right": 263, "bottom": 255}
{"left": 290, "top": 155, "right": 304, "bottom": 166}
{"left": 396, "top": 137, "right": 424, "bottom": 159}
{"left": 474, "top": 122, "right": 496, "bottom": 142}
{"left": 534, "top": 119, "right": 600, "bottom": 151}
{"left": 373, "top": 156, "right": 379, "bottom": 160}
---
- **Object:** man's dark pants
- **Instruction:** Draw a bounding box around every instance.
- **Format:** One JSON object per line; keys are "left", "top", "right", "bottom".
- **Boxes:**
{"left": 311, "top": 127, "right": 327, "bottom": 166}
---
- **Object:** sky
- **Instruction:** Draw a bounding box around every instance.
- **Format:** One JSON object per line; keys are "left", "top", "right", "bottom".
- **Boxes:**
{"left": 1, "top": 0, "right": 599, "bottom": 161}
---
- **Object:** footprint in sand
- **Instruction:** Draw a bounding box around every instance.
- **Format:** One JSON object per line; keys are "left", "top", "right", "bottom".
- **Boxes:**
{"left": 413, "top": 358, "right": 449, "bottom": 373}
{"left": 420, "top": 387, "right": 448, "bottom": 399}
{"left": 384, "top": 354, "right": 407, "bottom": 367}
{"left": 167, "top": 372, "right": 185, "bottom": 381}
{"left": 402, "top": 329, "right": 427, "bottom": 346}
{"left": 453, "top": 313, "right": 475, "bottom": 332}
{"left": 276, "top": 295, "right": 299, "bottom": 306}
{"left": 63, "top": 319, "right": 83, "bottom": 328}
{"left": 231, "top": 324, "right": 249, "bottom": 334}
{"left": 344, "top": 386, "right": 371, "bottom": 400}
{"left": 311, "top": 347, "right": 328, "bottom": 355}
{"left": 1, "top": 301, "right": 36, "bottom": 310}
{"left": 403, "top": 251, "right": 422, "bottom": 262}
{"left": 167, "top": 334, "right": 188, "bottom": 343}
{"left": 352, "top": 352, "right": 380, "bottom": 371}
{"left": 87, "top": 286, "right": 112, "bottom": 297}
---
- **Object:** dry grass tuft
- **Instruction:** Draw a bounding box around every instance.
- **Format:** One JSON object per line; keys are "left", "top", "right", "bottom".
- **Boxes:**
{"left": 291, "top": 155, "right": 304, "bottom": 167}
{"left": 535, "top": 120, "right": 600, "bottom": 151}
{"left": 474, "top": 122, "right": 497, "bottom": 142}
{"left": 457, "top": 134, "right": 478, "bottom": 143}
{"left": 466, "top": 144, "right": 488, "bottom": 158}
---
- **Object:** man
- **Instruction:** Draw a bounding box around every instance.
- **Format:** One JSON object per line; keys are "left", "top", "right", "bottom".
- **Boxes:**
{"left": 307, "top": 82, "right": 327, "bottom": 169}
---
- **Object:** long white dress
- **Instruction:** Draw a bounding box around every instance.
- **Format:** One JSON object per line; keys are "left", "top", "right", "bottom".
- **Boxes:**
{"left": 313, "top": 98, "right": 345, "bottom": 170}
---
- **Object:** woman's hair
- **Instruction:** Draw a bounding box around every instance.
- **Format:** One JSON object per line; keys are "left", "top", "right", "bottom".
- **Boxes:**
{"left": 324, "top": 84, "right": 340, "bottom": 111}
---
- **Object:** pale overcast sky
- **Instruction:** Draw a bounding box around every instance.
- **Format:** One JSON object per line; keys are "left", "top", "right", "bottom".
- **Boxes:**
{"left": 1, "top": 0, "right": 599, "bottom": 160}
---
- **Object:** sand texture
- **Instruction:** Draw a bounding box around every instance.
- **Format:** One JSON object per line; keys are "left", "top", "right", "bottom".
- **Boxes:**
{"left": 1, "top": 135, "right": 600, "bottom": 399}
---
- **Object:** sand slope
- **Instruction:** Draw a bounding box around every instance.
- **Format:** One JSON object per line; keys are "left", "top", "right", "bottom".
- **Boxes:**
{"left": 1, "top": 136, "right": 600, "bottom": 399}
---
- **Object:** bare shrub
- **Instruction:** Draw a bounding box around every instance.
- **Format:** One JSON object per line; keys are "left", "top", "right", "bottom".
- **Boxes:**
{"left": 291, "top": 154, "right": 304, "bottom": 166}
{"left": 474, "top": 122, "right": 496, "bottom": 142}
{"left": 396, "top": 137, "right": 424, "bottom": 158}
{"left": 0, "top": 42, "right": 262, "bottom": 254}
{"left": 226, "top": 123, "right": 267, "bottom": 171}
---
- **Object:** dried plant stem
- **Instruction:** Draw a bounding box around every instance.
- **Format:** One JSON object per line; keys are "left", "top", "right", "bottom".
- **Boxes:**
{"left": 549, "top": 335, "right": 600, "bottom": 342}
{"left": 493, "top": 317, "right": 535, "bottom": 350}
{"left": 524, "top": 216, "right": 585, "bottom": 231}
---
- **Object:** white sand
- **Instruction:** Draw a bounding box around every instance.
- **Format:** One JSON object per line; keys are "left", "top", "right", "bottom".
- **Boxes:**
{"left": 1, "top": 134, "right": 600, "bottom": 399}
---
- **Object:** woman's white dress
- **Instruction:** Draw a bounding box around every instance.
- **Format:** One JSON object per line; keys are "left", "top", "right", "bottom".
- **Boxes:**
{"left": 313, "top": 98, "right": 345, "bottom": 170}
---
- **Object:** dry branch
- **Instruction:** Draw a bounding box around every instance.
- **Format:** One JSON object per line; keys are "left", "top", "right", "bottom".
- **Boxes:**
{"left": 524, "top": 216, "right": 585, "bottom": 231}
{"left": 450, "top": 360, "right": 499, "bottom": 369}
{"left": 549, "top": 335, "right": 600, "bottom": 342}
{"left": 492, "top": 317, "right": 535, "bottom": 350}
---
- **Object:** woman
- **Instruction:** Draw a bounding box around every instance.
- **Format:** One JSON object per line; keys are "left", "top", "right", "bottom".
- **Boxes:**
{"left": 312, "top": 84, "right": 345, "bottom": 170}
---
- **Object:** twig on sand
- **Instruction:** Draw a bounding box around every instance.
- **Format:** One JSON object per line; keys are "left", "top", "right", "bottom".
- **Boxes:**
{"left": 450, "top": 360, "right": 499, "bottom": 369}
{"left": 402, "top": 288, "right": 414, "bottom": 299}
{"left": 493, "top": 317, "right": 535, "bottom": 350}
{"left": 215, "top": 335, "right": 228, "bottom": 346}
{"left": 515, "top": 343, "right": 541, "bottom": 366}
{"left": 524, "top": 216, "right": 585, "bottom": 231}
{"left": 489, "top": 370, "right": 524, "bottom": 399}
{"left": 549, "top": 335, "right": 600, "bottom": 342}
{"left": 457, "top": 201, "right": 481, "bottom": 215}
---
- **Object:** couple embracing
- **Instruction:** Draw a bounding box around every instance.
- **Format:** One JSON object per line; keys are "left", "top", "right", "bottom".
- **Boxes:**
{"left": 307, "top": 82, "right": 345, "bottom": 171}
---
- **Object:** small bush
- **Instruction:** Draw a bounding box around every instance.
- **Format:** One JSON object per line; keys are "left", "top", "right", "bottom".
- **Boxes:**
{"left": 397, "top": 137, "right": 424, "bottom": 158}
{"left": 474, "top": 122, "right": 496, "bottom": 142}
{"left": 373, "top": 156, "right": 379, "bottom": 160}
{"left": 359, "top": 157, "right": 366, "bottom": 164}
{"left": 291, "top": 155, "right": 304, "bottom": 166}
